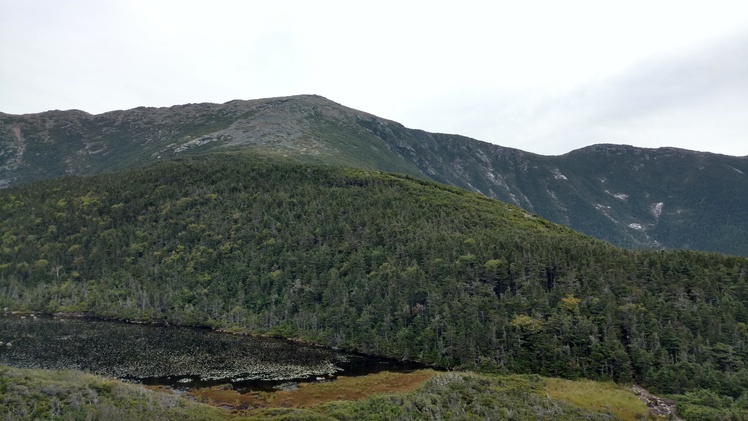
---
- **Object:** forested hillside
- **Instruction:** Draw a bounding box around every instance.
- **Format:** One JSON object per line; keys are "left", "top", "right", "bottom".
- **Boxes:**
{"left": 1, "top": 153, "right": 747, "bottom": 407}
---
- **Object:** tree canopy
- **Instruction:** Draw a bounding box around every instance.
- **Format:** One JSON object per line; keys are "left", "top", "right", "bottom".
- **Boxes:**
{"left": 1, "top": 153, "right": 747, "bottom": 402}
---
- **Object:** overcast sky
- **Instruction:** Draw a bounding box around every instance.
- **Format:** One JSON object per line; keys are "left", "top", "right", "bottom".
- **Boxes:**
{"left": 2, "top": 0, "right": 747, "bottom": 156}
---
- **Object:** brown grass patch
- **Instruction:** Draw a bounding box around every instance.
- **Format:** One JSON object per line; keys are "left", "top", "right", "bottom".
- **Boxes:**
{"left": 187, "top": 369, "right": 437, "bottom": 410}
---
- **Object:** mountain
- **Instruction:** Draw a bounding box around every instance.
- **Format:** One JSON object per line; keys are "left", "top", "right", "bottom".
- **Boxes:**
{"left": 2, "top": 95, "right": 747, "bottom": 255}
{"left": 2, "top": 154, "right": 748, "bottom": 406}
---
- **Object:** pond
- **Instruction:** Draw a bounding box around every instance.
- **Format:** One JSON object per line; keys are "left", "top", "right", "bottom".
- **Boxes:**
{"left": 0, "top": 315, "right": 422, "bottom": 392}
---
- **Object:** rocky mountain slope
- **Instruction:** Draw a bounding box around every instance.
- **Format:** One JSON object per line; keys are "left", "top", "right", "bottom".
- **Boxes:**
{"left": 2, "top": 95, "right": 746, "bottom": 255}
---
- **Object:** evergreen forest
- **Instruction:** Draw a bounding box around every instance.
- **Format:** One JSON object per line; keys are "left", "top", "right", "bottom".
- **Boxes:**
{"left": 1, "top": 153, "right": 748, "bottom": 418}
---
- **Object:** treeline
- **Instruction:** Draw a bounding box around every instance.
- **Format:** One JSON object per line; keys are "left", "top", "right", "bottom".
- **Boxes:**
{"left": 1, "top": 153, "right": 747, "bottom": 403}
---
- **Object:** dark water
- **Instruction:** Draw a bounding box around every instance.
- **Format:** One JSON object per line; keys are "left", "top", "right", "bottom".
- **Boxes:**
{"left": 0, "top": 315, "right": 422, "bottom": 392}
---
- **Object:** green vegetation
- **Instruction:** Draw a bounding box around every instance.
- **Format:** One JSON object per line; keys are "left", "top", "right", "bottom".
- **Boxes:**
{"left": 673, "top": 388, "right": 748, "bottom": 420}
{"left": 2, "top": 365, "right": 645, "bottom": 420}
{"left": 543, "top": 378, "right": 651, "bottom": 420}
{"left": 251, "top": 372, "right": 626, "bottom": 420}
{"left": 0, "top": 365, "right": 226, "bottom": 420}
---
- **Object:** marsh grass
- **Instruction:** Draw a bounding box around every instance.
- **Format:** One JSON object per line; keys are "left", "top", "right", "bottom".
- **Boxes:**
{"left": 188, "top": 369, "right": 438, "bottom": 410}
{"left": 244, "top": 371, "right": 625, "bottom": 420}
{"left": 543, "top": 377, "right": 653, "bottom": 420}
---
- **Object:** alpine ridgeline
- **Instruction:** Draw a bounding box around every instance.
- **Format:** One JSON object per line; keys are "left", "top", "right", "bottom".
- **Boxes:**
{"left": 2, "top": 95, "right": 747, "bottom": 255}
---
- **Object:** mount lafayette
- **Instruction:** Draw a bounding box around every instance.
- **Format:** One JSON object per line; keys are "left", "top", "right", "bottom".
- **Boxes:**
{"left": 2, "top": 94, "right": 747, "bottom": 255}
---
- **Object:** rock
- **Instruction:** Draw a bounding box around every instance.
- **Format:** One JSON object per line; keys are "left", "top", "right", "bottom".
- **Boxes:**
{"left": 273, "top": 382, "right": 298, "bottom": 391}
{"left": 631, "top": 384, "right": 682, "bottom": 420}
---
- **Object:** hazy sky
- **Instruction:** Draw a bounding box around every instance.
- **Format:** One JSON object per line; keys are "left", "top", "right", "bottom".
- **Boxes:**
{"left": 2, "top": 0, "right": 747, "bottom": 156}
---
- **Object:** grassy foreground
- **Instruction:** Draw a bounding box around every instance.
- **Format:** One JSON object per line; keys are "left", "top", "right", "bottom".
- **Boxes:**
{"left": 543, "top": 378, "right": 654, "bottom": 420}
{"left": 0, "top": 364, "right": 659, "bottom": 420}
{"left": 0, "top": 365, "right": 226, "bottom": 420}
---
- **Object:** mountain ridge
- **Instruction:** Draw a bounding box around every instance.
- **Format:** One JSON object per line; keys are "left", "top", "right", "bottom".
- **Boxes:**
{"left": 567, "top": 142, "right": 747, "bottom": 158}
{"left": 2, "top": 94, "right": 747, "bottom": 255}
